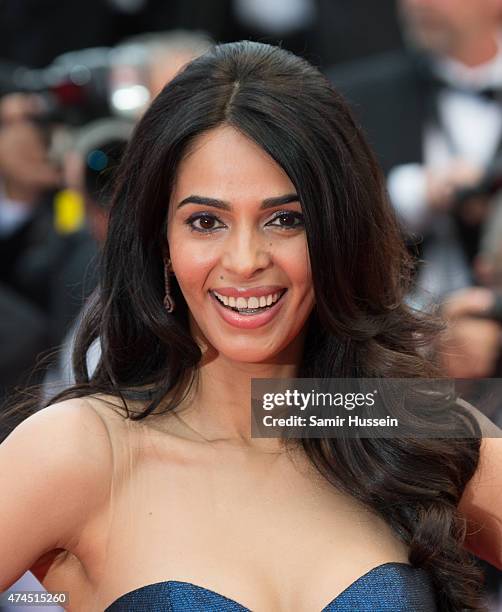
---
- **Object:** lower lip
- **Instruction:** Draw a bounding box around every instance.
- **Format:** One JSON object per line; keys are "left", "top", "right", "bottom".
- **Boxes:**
{"left": 209, "top": 290, "right": 287, "bottom": 329}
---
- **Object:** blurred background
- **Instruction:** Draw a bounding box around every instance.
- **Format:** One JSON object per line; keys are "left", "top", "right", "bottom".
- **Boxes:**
{"left": 0, "top": 0, "right": 501, "bottom": 609}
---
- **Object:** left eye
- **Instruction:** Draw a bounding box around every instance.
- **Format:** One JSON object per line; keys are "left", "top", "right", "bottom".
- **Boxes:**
{"left": 267, "top": 211, "right": 304, "bottom": 229}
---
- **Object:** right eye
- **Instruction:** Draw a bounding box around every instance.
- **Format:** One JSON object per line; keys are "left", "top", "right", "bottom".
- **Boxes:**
{"left": 185, "top": 213, "right": 226, "bottom": 233}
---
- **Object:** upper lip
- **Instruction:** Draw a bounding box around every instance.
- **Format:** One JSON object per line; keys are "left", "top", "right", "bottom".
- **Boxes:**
{"left": 210, "top": 285, "right": 286, "bottom": 298}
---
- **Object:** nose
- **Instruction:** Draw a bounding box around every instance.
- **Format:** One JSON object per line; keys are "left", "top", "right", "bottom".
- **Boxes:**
{"left": 220, "top": 223, "right": 272, "bottom": 278}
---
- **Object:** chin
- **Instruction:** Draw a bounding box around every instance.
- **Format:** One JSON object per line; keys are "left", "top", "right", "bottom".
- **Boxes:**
{"left": 206, "top": 336, "right": 293, "bottom": 364}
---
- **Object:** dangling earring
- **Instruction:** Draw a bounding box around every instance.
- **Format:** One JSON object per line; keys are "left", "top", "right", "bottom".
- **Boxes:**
{"left": 163, "top": 258, "right": 175, "bottom": 313}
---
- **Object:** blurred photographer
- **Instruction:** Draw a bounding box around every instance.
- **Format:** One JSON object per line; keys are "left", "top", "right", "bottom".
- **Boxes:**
{"left": 0, "top": 30, "right": 212, "bottom": 409}
{"left": 439, "top": 191, "right": 502, "bottom": 378}
{"left": 42, "top": 118, "right": 132, "bottom": 399}
{"left": 329, "top": 0, "right": 502, "bottom": 309}
{"left": 0, "top": 94, "right": 98, "bottom": 408}
{"left": 111, "top": 29, "right": 212, "bottom": 110}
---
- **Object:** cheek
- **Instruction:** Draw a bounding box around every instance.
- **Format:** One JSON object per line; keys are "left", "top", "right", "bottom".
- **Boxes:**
{"left": 168, "top": 236, "right": 217, "bottom": 300}
{"left": 275, "top": 241, "right": 313, "bottom": 294}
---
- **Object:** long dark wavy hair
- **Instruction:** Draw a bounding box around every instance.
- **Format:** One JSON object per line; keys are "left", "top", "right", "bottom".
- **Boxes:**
{"left": 5, "top": 41, "right": 483, "bottom": 610}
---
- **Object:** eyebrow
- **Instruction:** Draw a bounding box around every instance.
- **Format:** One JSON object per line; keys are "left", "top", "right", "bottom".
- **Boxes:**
{"left": 176, "top": 193, "right": 300, "bottom": 211}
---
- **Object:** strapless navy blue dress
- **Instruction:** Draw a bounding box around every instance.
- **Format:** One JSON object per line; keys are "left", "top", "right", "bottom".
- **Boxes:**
{"left": 104, "top": 562, "right": 437, "bottom": 611}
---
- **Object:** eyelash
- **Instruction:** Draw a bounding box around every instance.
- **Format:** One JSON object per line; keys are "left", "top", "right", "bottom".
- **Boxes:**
{"left": 185, "top": 210, "right": 305, "bottom": 234}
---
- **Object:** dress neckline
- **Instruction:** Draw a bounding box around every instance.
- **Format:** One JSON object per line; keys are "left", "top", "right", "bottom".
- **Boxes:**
{"left": 105, "top": 561, "right": 418, "bottom": 611}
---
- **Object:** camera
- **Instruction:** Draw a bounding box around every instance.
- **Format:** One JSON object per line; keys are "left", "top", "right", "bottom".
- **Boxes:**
{"left": 1, "top": 43, "right": 152, "bottom": 127}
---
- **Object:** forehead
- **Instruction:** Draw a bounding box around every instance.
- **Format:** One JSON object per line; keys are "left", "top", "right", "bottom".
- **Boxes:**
{"left": 171, "top": 125, "right": 296, "bottom": 203}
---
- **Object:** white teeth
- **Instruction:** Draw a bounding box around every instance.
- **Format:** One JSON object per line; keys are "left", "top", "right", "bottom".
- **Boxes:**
{"left": 212, "top": 290, "right": 285, "bottom": 310}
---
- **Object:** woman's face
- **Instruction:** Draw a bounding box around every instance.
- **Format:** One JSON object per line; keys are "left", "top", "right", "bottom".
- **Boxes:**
{"left": 167, "top": 125, "right": 315, "bottom": 363}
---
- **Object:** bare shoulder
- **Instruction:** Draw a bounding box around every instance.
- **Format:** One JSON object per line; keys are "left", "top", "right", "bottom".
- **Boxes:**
{"left": 5, "top": 396, "right": 119, "bottom": 468}
{"left": 456, "top": 397, "right": 502, "bottom": 569}
{"left": 0, "top": 396, "right": 119, "bottom": 590}
{"left": 1, "top": 396, "right": 115, "bottom": 483}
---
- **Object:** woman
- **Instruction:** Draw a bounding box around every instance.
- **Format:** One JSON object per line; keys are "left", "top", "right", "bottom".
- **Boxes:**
{"left": 0, "top": 41, "right": 500, "bottom": 612}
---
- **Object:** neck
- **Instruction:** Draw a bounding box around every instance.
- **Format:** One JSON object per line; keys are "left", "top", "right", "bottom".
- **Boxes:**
{"left": 175, "top": 331, "right": 306, "bottom": 451}
{"left": 447, "top": 28, "right": 499, "bottom": 67}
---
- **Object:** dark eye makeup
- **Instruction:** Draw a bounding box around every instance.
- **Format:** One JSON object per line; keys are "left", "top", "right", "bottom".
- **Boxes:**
{"left": 184, "top": 210, "right": 305, "bottom": 233}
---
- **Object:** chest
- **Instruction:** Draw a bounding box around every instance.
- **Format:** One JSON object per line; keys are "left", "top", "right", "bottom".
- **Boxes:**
{"left": 42, "top": 441, "right": 409, "bottom": 611}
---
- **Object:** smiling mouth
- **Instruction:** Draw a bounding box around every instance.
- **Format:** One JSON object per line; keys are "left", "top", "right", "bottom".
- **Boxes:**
{"left": 210, "top": 289, "right": 288, "bottom": 315}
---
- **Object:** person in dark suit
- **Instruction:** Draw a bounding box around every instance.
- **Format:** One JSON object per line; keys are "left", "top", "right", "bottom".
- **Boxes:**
{"left": 0, "top": 113, "right": 98, "bottom": 413}
{"left": 328, "top": 0, "right": 502, "bottom": 309}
